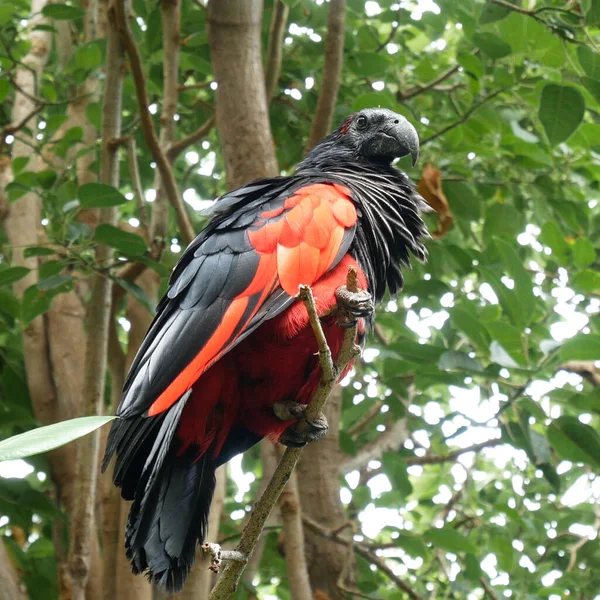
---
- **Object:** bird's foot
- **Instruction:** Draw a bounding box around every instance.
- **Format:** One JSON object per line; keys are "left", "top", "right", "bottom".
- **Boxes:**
{"left": 335, "top": 285, "right": 374, "bottom": 328}
{"left": 273, "top": 400, "right": 329, "bottom": 448}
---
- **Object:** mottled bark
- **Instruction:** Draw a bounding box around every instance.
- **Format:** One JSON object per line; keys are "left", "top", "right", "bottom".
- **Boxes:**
{"left": 297, "top": 387, "right": 347, "bottom": 600}
{"left": 208, "top": 0, "right": 278, "bottom": 188}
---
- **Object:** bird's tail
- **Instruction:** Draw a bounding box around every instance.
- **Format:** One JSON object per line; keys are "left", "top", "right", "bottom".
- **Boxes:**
{"left": 102, "top": 391, "right": 216, "bottom": 592}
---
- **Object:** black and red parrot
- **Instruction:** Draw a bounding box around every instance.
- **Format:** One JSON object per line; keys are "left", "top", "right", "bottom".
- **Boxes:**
{"left": 103, "top": 108, "right": 429, "bottom": 591}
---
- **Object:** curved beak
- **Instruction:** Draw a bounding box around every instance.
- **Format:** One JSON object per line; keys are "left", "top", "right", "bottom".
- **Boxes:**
{"left": 363, "top": 114, "right": 420, "bottom": 166}
{"left": 392, "top": 118, "right": 419, "bottom": 167}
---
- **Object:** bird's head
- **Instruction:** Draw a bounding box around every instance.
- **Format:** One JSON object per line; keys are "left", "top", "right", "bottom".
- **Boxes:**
{"left": 299, "top": 108, "right": 419, "bottom": 171}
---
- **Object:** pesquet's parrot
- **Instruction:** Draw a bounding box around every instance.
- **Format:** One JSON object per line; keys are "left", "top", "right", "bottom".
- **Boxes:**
{"left": 102, "top": 108, "right": 430, "bottom": 591}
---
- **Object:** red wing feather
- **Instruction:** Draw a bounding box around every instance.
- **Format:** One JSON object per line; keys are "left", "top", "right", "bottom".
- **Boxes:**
{"left": 119, "top": 181, "right": 357, "bottom": 420}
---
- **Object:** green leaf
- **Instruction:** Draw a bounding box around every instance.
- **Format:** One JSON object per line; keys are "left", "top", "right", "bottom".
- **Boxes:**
{"left": 425, "top": 527, "right": 477, "bottom": 554}
{"left": 438, "top": 351, "right": 484, "bottom": 373}
{"left": 0, "top": 79, "right": 10, "bottom": 103}
{"left": 41, "top": 3, "right": 85, "bottom": 20}
{"left": 479, "top": 3, "right": 510, "bottom": 24}
{"left": 539, "top": 84, "right": 585, "bottom": 146}
{"left": 573, "top": 238, "right": 596, "bottom": 268}
{"left": 578, "top": 46, "right": 600, "bottom": 79}
{"left": 389, "top": 339, "right": 446, "bottom": 363}
{"left": 586, "top": 0, "right": 600, "bottom": 26}
{"left": 79, "top": 183, "right": 128, "bottom": 209}
{"left": 464, "top": 553, "right": 482, "bottom": 582}
{"left": 559, "top": 334, "right": 600, "bottom": 361}
{"left": 490, "top": 341, "right": 519, "bottom": 368}
{"left": 494, "top": 238, "right": 535, "bottom": 326}
{"left": 23, "top": 247, "right": 57, "bottom": 258}
{"left": 0, "top": 416, "right": 117, "bottom": 462}
{"left": 0, "top": 267, "right": 30, "bottom": 288}
{"left": 114, "top": 278, "right": 155, "bottom": 314}
{"left": 74, "top": 43, "right": 103, "bottom": 70}
{"left": 581, "top": 76, "right": 600, "bottom": 105}
{"left": 94, "top": 225, "right": 147, "bottom": 256}
{"left": 382, "top": 453, "right": 412, "bottom": 497}
{"left": 572, "top": 270, "right": 600, "bottom": 293}
{"left": 539, "top": 222, "right": 570, "bottom": 265}
{"left": 396, "top": 533, "right": 428, "bottom": 558}
{"left": 347, "top": 52, "right": 391, "bottom": 77}
{"left": 352, "top": 90, "right": 396, "bottom": 112}
{"left": 547, "top": 417, "right": 600, "bottom": 468}
{"left": 451, "top": 305, "right": 491, "bottom": 352}
{"left": 472, "top": 33, "right": 511, "bottom": 59}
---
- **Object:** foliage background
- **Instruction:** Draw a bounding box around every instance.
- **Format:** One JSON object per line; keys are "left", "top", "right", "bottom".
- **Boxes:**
{"left": 0, "top": 0, "right": 600, "bottom": 599}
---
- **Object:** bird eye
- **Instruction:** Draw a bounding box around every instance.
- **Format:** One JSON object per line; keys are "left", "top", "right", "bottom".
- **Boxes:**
{"left": 355, "top": 115, "right": 368, "bottom": 129}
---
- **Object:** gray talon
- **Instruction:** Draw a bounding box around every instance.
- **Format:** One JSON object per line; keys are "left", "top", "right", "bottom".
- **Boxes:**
{"left": 279, "top": 411, "right": 329, "bottom": 447}
{"left": 335, "top": 286, "right": 374, "bottom": 325}
{"left": 273, "top": 400, "right": 307, "bottom": 421}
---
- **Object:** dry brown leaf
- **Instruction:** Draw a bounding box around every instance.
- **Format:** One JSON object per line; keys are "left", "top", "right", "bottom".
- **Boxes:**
{"left": 417, "top": 163, "right": 454, "bottom": 239}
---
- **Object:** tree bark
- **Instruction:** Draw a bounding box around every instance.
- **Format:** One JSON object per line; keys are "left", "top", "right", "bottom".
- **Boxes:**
{"left": 0, "top": 539, "right": 26, "bottom": 600}
{"left": 296, "top": 387, "right": 347, "bottom": 600}
{"left": 207, "top": 0, "right": 278, "bottom": 188}
{"left": 305, "top": 0, "right": 346, "bottom": 152}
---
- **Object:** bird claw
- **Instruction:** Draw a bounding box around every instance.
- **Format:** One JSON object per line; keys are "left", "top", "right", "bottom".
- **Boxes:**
{"left": 273, "top": 399, "right": 307, "bottom": 421}
{"left": 278, "top": 411, "right": 329, "bottom": 448}
{"left": 335, "top": 285, "right": 374, "bottom": 327}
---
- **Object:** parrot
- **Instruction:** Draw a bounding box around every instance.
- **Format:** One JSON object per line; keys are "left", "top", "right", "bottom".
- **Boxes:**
{"left": 102, "top": 108, "right": 429, "bottom": 591}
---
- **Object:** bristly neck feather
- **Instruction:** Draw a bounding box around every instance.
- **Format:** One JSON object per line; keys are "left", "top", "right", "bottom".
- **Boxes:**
{"left": 297, "top": 156, "right": 430, "bottom": 304}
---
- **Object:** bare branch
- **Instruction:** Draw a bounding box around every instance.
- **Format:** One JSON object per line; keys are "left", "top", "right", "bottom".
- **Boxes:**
{"left": 398, "top": 64, "right": 461, "bottom": 102}
{"left": 63, "top": 0, "right": 125, "bottom": 594}
{"left": 178, "top": 80, "right": 213, "bottom": 91}
{"left": 208, "top": 269, "right": 361, "bottom": 598}
{"left": 125, "top": 136, "right": 149, "bottom": 237}
{"left": 406, "top": 438, "right": 503, "bottom": 466}
{"left": 166, "top": 116, "right": 215, "bottom": 162}
{"left": 558, "top": 361, "right": 600, "bottom": 387}
{"left": 341, "top": 418, "right": 410, "bottom": 473}
{"left": 277, "top": 447, "right": 313, "bottom": 600}
{"left": 302, "top": 516, "right": 424, "bottom": 600}
{"left": 114, "top": 0, "right": 195, "bottom": 246}
{"left": 265, "top": 0, "right": 289, "bottom": 102}
{"left": 305, "top": 0, "right": 346, "bottom": 152}
{"left": 421, "top": 86, "right": 509, "bottom": 146}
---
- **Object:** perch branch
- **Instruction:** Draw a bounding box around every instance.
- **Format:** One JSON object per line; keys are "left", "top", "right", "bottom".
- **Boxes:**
{"left": 208, "top": 268, "right": 361, "bottom": 598}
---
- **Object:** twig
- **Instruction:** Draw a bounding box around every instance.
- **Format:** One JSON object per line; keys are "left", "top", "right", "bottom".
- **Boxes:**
{"left": 305, "top": 0, "right": 346, "bottom": 152}
{"left": 265, "top": 0, "right": 289, "bottom": 101}
{"left": 0, "top": 105, "right": 44, "bottom": 153}
{"left": 421, "top": 86, "right": 508, "bottom": 146}
{"left": 178, "top": 80, "right": 213, "bottom": 91}
{"left": 348, "top": 400, "right": 384, "bottom": 437}
{"left": 406, "top": 438, "right": 503, "bottom": 466}
{"left": 166, "top": 116, "right": 215, "bottom": 162}
{"left": 113, "top": 0, "right": 195, "bottom": 246}
{"left": 208, "top": 268, "right": 361, "bottom": 599}
{"left": 559, "top": 361, "right": 600, "bottom": 387}
{"left": 301, "top": 516, "right": 424, "bottom": 600}
{"left": 398, "top": 63, "right": 461, "bottom": 102}
{"left": 201, "top": 543, "right": 247, "bottom": 574}
{"left": 125, "top": 137, "right": 149, "bottom": 237}
{"left": 479, "top": 576, "right": 499, "bottom": 600}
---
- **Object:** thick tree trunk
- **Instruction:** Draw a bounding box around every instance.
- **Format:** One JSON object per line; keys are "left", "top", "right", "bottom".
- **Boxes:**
{"left": 296, "top": 387, "right": 347, "bottom": 600}
{"left": 207, "top": 0, "right": 278, "bottom": 188}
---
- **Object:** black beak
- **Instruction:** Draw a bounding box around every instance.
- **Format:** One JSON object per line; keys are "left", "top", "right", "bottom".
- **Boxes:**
{"left": 363, "top": 115, "right": 420, "bottom": 167}
{"left": 391, "top": 117, "right": 419, "bottom": 167}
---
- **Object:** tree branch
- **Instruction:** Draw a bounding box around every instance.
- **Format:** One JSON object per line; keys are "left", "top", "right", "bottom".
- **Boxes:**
{"left": 113, "top": 0, "right": 195, "bottom": 246}
{"left": 558, "top": 361, "right": 600, "bottom": 387}
{"left": 302, "top": 516, "right": 424, "bottom": 600}
{"left": 405, "top": 438, "right": 503, "bottom": 466}
{"left": 63, "top": 0, "right": 125, "bottom": 594}
{"left": 166, "top": 116, "right": 215, "bottom": 163}
{"left": 265, "top": 0, "right": 289, "bottom": 102}
{"left": 305, "top": 0, "right": 346, "bottom": 152}
{"left": 340, "top": 418, "right": 410, "bottom": 473}
{"left": 125, "top": 136, "right": 149, "bottom": 236}
{"left": 421, "top": 86, "right": 509, "bottom": 146}
{"left": 208, "top": 269, "right": 361, "bottom": 598}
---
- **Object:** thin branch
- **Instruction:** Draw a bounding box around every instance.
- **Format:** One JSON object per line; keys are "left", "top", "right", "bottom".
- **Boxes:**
{"left": 406, "top": 438, "right": 503, "bottom": 466}
{"left": 421, "top": 86, "right": 509, "bottom": 146}
{"left": 208, "top": 269, "right": 361, "bottom": 599}
{"left": 398, "top": 64, "right": 460, "bottom": 102}
{"left": 0, "top": 104, "right": 44, "bottom": 152}
{"left": 479, "top": 576, "right": 500, "bottom": 600}
{"left": 265, "top": 0, "right": 289, "bottom": 102}
{"left": 305, "top": 0, "right": 346, "bottom": 152}
{"left": 125, "top": 137, "right": 149, "bottom": 237}
{"left": 348, "top": 400, "right": 383, "bottom": 437}
{"left": 558, "top": 361, "right": 600, "bottom": 387}
{"left": 113, "top": 0, "right": 195, "bottom": 246}
{"left": 178, "top": 80, "right": 213, "bottom": 91}
{"left": 341, "top": 418, "right": 410, "bottom": 473}
{"left": 166, "top": 116, "right": 215, "bottom": 162}
{"left": 63, "top": 0, "right": 125, "bottom": 595}
{"left": 302, "top": 516, "right": 424, "bottom": 600}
